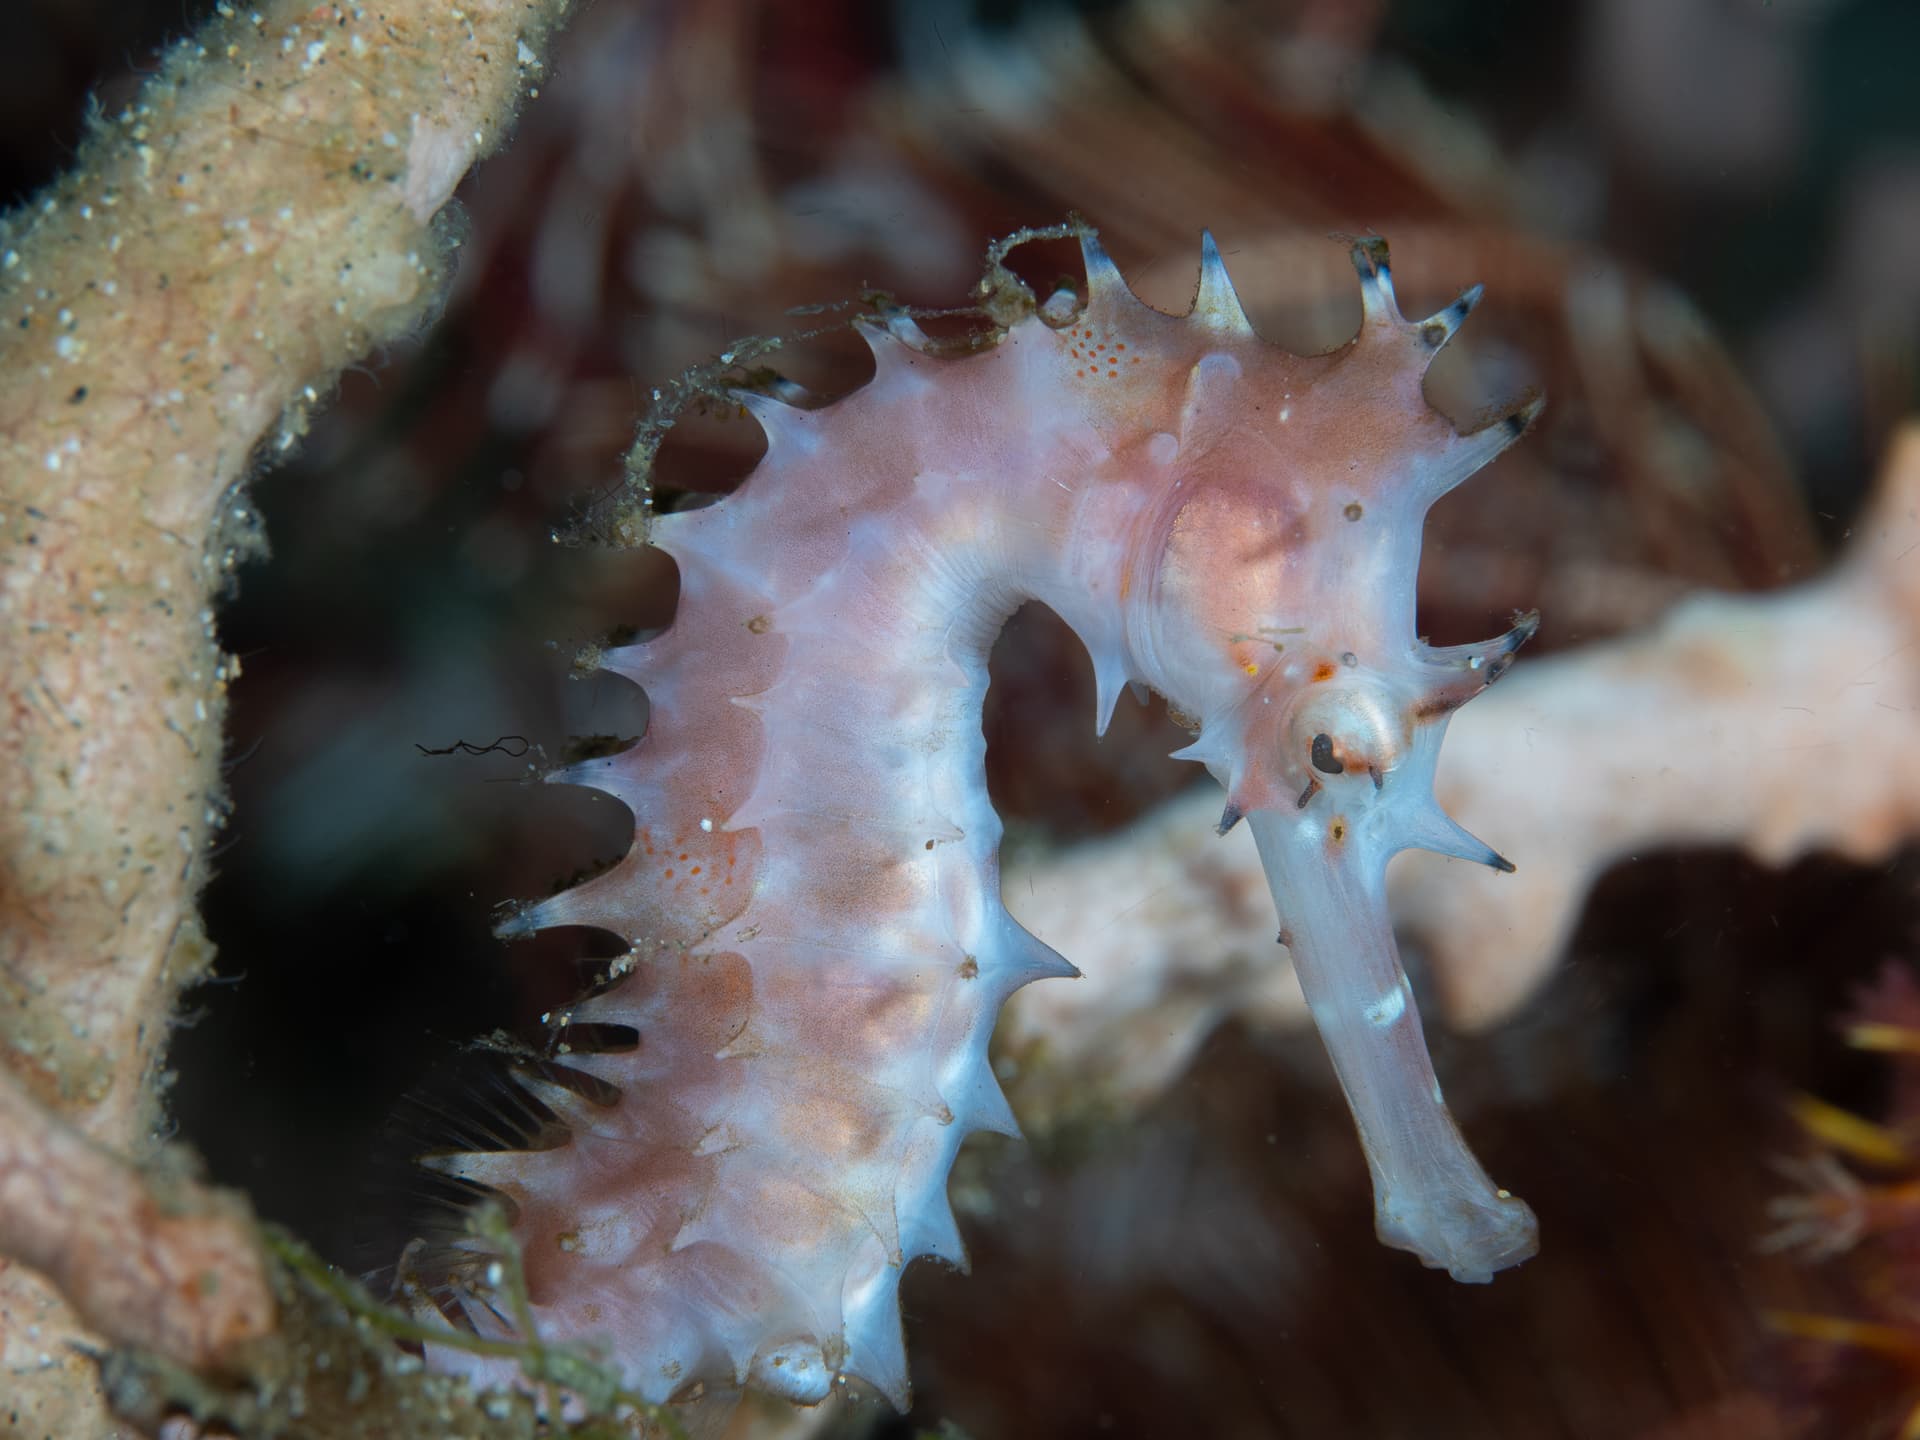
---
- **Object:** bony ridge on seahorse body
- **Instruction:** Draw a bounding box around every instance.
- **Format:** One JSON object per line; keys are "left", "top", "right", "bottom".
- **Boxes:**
{"left": 417, "top": 221, "right": 1543, "bottom": 1412}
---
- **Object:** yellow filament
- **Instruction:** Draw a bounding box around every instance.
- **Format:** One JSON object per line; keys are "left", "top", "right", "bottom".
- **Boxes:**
{"left": 1848, "top": 1022, "right": 1920, "bottom": 1057}
{"left": 1790, "top": 1092, "right": 1911, "bottom": 1167}
{"left": 1766, "top": 1310, "right": 1920, "bottom": 1360}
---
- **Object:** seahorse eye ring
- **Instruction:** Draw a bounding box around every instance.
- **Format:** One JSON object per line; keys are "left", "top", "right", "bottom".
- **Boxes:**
{"left": 1293, "top": 685, "right": 1403, "bottom": 788}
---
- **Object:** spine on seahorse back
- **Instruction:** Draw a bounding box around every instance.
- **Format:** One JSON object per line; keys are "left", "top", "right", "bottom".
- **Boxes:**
{"left": 426, "top": 224, "right": 1541, "bottom": 1409}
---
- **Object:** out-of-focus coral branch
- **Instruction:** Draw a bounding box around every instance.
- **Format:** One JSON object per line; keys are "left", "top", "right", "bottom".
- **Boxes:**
{"left": 1004, "top": 423, "right": 1920, "bottom": 1113}
{"left": 1402, "top": 423, "right": 1920, "bottom": 1028}
{"left": 0, "top": 0, "right": 574, "bottom": 1431}
{"left": 0, "top": 1067, "right": 271, "bottom": 1370}
{"left": 0, "top": 0, "right": 571, "bottom": 1148}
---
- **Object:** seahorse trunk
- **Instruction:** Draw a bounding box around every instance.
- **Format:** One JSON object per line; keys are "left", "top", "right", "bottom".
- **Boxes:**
{"left": 422, "top": 223, "right": 1542, "bottom": 1410}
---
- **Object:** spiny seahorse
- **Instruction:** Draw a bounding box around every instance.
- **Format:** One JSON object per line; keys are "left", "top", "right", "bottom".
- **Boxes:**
{"left": 418, "top": 221, "right": 1541, "bottom": 1411}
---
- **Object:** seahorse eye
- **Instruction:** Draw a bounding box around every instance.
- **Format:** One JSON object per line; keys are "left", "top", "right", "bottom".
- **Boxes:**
{"left": 1292, "top": 684, "right": 1403, "bottom": 785}
{"left": 1310, "top": 732, "right": 1344, "bottom": 774}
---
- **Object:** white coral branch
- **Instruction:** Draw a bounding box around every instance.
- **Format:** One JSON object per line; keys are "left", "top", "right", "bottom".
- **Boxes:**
{"left": 0, "top": 0, "right": 574, "bottom": 1430}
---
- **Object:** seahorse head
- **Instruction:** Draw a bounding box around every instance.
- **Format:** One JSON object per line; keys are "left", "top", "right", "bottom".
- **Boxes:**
{"left": 1063, "top": 227, "right": 1543, "bottom": 1279}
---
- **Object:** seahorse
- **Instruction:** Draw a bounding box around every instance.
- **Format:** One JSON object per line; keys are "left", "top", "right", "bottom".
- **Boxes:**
{"left": 420, "top": 222, "right": 1542, "bottom": 1410}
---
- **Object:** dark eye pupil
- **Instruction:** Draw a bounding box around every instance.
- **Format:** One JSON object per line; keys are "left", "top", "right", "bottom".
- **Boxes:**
{"left": 1310, "top": 732, "right": 1344, "bottom": 774}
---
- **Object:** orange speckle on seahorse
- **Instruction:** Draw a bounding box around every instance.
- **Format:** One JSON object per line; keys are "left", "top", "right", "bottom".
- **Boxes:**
{"left": 663, "top": 868, "right": 675, "bottom": 879}
{"left": 690, "top": 866, "right": 702, "bottom": 875}
{"left": 1243, "top": 661, "right": 1260, "bottom": 677}
{"left": 1313, "top": 660, "right": 1338, "bottom": 682}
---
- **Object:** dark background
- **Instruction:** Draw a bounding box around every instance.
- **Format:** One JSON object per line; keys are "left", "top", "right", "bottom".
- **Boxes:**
{"left": 10, "top": 2, "right": 1920, "bottom": 1436}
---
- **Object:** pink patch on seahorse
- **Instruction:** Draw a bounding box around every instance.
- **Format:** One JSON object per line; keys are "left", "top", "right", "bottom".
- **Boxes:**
{"left": 424, "top": 223, "right": 1541, "bottom": 1409}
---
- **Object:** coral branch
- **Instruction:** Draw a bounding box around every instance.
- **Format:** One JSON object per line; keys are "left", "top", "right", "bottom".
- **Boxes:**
{"left": 0, "top": 1067, "right": 272, "bottom": 1370}
{"left": 1004, "top": 423, "right": 1920, "bottom": 1112}
{"left": 1414, "top": 421, "right": 1920, "bottom": 1028}
{"left": 0, "top": 0, "right": 574, "bottom": 1429}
